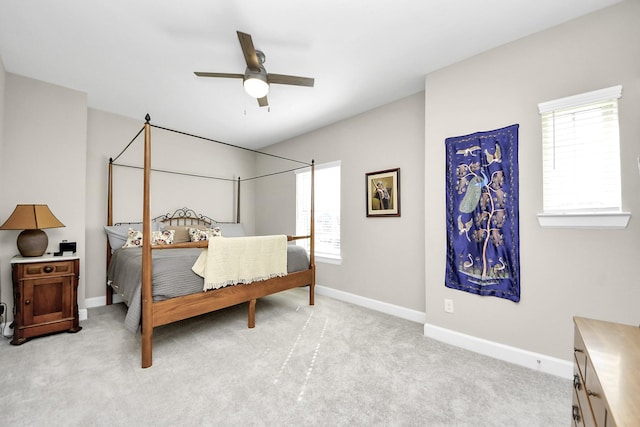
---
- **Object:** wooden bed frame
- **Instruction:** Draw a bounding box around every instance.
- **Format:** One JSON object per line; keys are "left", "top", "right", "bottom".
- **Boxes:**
{"left": 106, "top": 117, "right": 315, "bottom": 368}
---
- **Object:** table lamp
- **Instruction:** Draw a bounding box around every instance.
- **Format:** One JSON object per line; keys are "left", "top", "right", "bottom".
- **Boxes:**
{"left": 0, "top": 204, "right": 65, "bottom": 257}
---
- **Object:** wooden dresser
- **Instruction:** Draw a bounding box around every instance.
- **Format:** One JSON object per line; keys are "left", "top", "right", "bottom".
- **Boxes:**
{"left": 572, "top": 316, "right": 640, "bottom": 426}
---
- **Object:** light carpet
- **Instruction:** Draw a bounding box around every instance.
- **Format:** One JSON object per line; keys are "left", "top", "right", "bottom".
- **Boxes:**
{"left": 0, "top": 287, "right": 571, "bottom": 426}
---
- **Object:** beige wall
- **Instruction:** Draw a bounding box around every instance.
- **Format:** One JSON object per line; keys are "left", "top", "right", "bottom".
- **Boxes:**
{"left": 256, "top": 93, "right": 426, "bottom": 312}
{"left": 425, "top": 0, "right": 640, "bottom": 360}
{"left": 0, "top": 73, "right": 88, "bottom": 309}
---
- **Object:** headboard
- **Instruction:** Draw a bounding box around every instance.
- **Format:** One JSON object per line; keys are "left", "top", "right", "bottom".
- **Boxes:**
{"left": 152, "top": 207, "right": 215, "bottom": 226}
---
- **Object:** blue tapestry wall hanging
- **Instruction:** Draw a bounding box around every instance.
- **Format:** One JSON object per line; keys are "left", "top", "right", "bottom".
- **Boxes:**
{"left": 445, "top": 124, "right": 520, "bottom": 302}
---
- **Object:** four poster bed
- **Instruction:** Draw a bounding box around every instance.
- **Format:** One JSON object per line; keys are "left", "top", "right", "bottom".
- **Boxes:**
{"left": 105, "top": 115, "right": 315, "bottom": 368}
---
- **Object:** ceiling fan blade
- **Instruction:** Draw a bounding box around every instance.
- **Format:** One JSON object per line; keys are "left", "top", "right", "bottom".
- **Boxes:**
{"left": 237, "top": 31, "right": 260, "bottom": 71}
{"left": 267, "top": 73, "right": 315, "bottom": 87}
{"left": 257, "top": 96, "right": 269, "bottom": 107}
{"left": 194, "top": 72, "right": 244, "bottom": 79}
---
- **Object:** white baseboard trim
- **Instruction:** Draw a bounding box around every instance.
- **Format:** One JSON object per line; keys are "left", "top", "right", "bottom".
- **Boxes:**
{"left": 84, "top": 294, "right": 123, "bottom": 310}
{"left": 315, "top": 285, "right": 426, "bottom": 324}
{"left": 423, "top": 322, "right": 573, "bottom": 379}
{"left": 81, "top": 294, "right": 124, "bottom": 321}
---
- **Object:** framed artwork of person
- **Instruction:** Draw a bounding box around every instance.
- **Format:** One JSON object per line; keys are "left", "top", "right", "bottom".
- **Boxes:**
{"left": 366, "top": 168, "right": 400, "bottom": 217}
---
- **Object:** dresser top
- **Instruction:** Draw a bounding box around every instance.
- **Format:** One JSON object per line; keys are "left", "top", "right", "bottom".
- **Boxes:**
{"left": 11, "top": 254, "right": 79, "bottom": 264}
{"left": 574, "top": 316, "right": 640, "bottom": 426}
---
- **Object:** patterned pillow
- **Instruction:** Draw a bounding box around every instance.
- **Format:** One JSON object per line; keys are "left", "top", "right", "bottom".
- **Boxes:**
{"left": 188, "top": 227, "right": 222, "bottom": 242}
{"left": 122, "top": 228, "right": 175, "bottom": 247}
{"left": 123, "top": 229, "right": 143, "bottom": 247}
{"left": 153, "top": 229, "right": 175, "bottom": 245}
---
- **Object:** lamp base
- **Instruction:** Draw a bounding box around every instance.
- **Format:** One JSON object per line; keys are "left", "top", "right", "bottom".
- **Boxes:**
{"left": 17, "top": 229, "right": 48, "bottom": 257}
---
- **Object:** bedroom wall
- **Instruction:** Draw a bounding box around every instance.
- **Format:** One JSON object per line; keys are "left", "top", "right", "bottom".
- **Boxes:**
{"left": 424, "top": 0, "right": 640, "bottom": 361}
{"left": 0, "top": 73, "right": 88, "bottom": 312}
{"left": 84, "top": 109, "right": 258, "bottom": 302}
{"left": 255, "top": 92, "right": 426, "bottom": 313}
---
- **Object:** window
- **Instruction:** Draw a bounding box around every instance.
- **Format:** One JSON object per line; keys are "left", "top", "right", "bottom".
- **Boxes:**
{"left": 296, "top": 161, "right": 341, "bottom": 261}
{"left": 537, "top": 85, "right": 629, "bottom": 228}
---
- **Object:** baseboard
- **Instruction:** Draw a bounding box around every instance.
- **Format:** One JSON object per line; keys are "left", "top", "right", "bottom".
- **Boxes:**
{"left": 423, "top": 322, "right": 573, "bottom": 379}
{"left": 81, "top": 294, "right": 124, "bottom": 321}
{"left": 84, "top": 294, "right": 123, "bottom": 310}
{"left": 315, "top": 285, "right": 426, "bottom": 324}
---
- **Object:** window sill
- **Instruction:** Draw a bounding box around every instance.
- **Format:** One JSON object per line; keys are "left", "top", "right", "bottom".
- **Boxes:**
{"left": 537, "top": 212, "right": 631, "bottom": 229}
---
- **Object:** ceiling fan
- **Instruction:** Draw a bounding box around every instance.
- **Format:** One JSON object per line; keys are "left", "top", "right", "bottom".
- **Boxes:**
{"left": 194, "top": 31, "right": 315, "bottom": 107}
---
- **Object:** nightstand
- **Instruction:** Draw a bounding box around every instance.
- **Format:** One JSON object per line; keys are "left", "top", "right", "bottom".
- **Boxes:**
{"left": 10, "top": 254, "right": 82, "bottom": 345}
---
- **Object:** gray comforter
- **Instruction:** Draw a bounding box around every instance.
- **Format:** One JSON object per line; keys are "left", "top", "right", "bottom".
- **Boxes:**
{"left": 107, "top": 245, "right": 310, "bottom": 332}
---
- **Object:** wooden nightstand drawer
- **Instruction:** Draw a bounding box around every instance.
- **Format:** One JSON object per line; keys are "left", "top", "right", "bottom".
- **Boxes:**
{"left": 20, "top": 260, "right": 75, "bottom": 278}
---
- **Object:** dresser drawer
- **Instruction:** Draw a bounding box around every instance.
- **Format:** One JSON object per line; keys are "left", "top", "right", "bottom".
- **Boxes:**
{"left": 19, "top": 260, "right": 75, "bottom": 278}
{"left": 584, "top": 359, "right": 607, "bottom": 426}
{"left": 573, "top": 364, "right": 595, "bottom": 427}
{"left": 574, "top": 326, "right": 587, "bottom": 376}
{"left": 572, "top": 389, "right": 586, "bottom": 427}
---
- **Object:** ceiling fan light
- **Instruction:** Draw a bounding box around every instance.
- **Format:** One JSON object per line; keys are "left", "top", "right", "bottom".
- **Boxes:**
{"left": 243, "top": 76, "right": 269, "bottom": 98}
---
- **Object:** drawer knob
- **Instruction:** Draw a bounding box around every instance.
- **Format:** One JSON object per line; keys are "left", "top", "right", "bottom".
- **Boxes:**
{"left": 574, "top": 347, "right": 584, "bottom": 353}
{"left": 43, "top": 266, "right": 54, "bottom": 273}
{"left": 572, "top": 405, "right": 581, "bottom": 421}
{"left": 587, "top": 389, "right": 600, "bottom": 398}
{"left": 25, "top": 299, "right": 31, "bottom": 305}
{"left": 573, "top": 374, "right": 582, "bottom": 390}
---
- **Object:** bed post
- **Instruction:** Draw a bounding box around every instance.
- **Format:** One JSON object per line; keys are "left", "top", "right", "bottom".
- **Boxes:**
{"left": 310, "top": 160, "right": 315, "bottom": 306}
{"left": 237, "top": 176, "right": 241, "bottom": 224}
{"left": 141, "top": 114, "right": 153, "bottom": 368}
{"left": 106, "top": 158, "right": 114, "bottom": 305}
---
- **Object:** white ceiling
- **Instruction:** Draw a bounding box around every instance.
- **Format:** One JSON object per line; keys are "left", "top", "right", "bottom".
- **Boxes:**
{"left": 0, "top": 0, "right": 623, "bottom": 149}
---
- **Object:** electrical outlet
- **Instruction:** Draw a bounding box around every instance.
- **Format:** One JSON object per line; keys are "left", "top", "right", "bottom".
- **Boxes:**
{"left": 444, "top": 299, "right": 454, "bottom": 313}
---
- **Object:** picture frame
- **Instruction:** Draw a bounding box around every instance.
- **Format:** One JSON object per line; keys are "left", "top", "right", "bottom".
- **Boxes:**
{"left": 366, "top": 168, "right": 400, "bottom": 217}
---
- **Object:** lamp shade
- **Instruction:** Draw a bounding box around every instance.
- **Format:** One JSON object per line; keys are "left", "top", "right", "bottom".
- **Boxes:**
{"left": 0, "top": 204, "right": 65, "bottom": 230}
{"left": 0, "top": 204, "right": 65, "bottom": 257}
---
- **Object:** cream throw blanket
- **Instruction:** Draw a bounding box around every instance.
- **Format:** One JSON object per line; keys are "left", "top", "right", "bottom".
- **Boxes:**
{"left": 192, "top": 235, "right": 288, "bottom": 291}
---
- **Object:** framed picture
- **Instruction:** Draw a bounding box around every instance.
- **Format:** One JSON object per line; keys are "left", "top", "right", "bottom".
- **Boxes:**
{"left": 366, "top": 168, "right": 400, "bottom": 217}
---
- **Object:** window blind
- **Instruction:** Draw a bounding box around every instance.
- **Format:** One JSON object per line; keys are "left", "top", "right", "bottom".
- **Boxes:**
{"left": 539, "top": 86, "right": 622, "bottom": 213}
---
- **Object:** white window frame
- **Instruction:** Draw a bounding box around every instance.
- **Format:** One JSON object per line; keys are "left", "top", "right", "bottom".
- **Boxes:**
{"left": 537, "top": 85, "right": 630, "bottom": 229}
{"left": 296, "top": 160, "right": 341, "bottom": 263}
